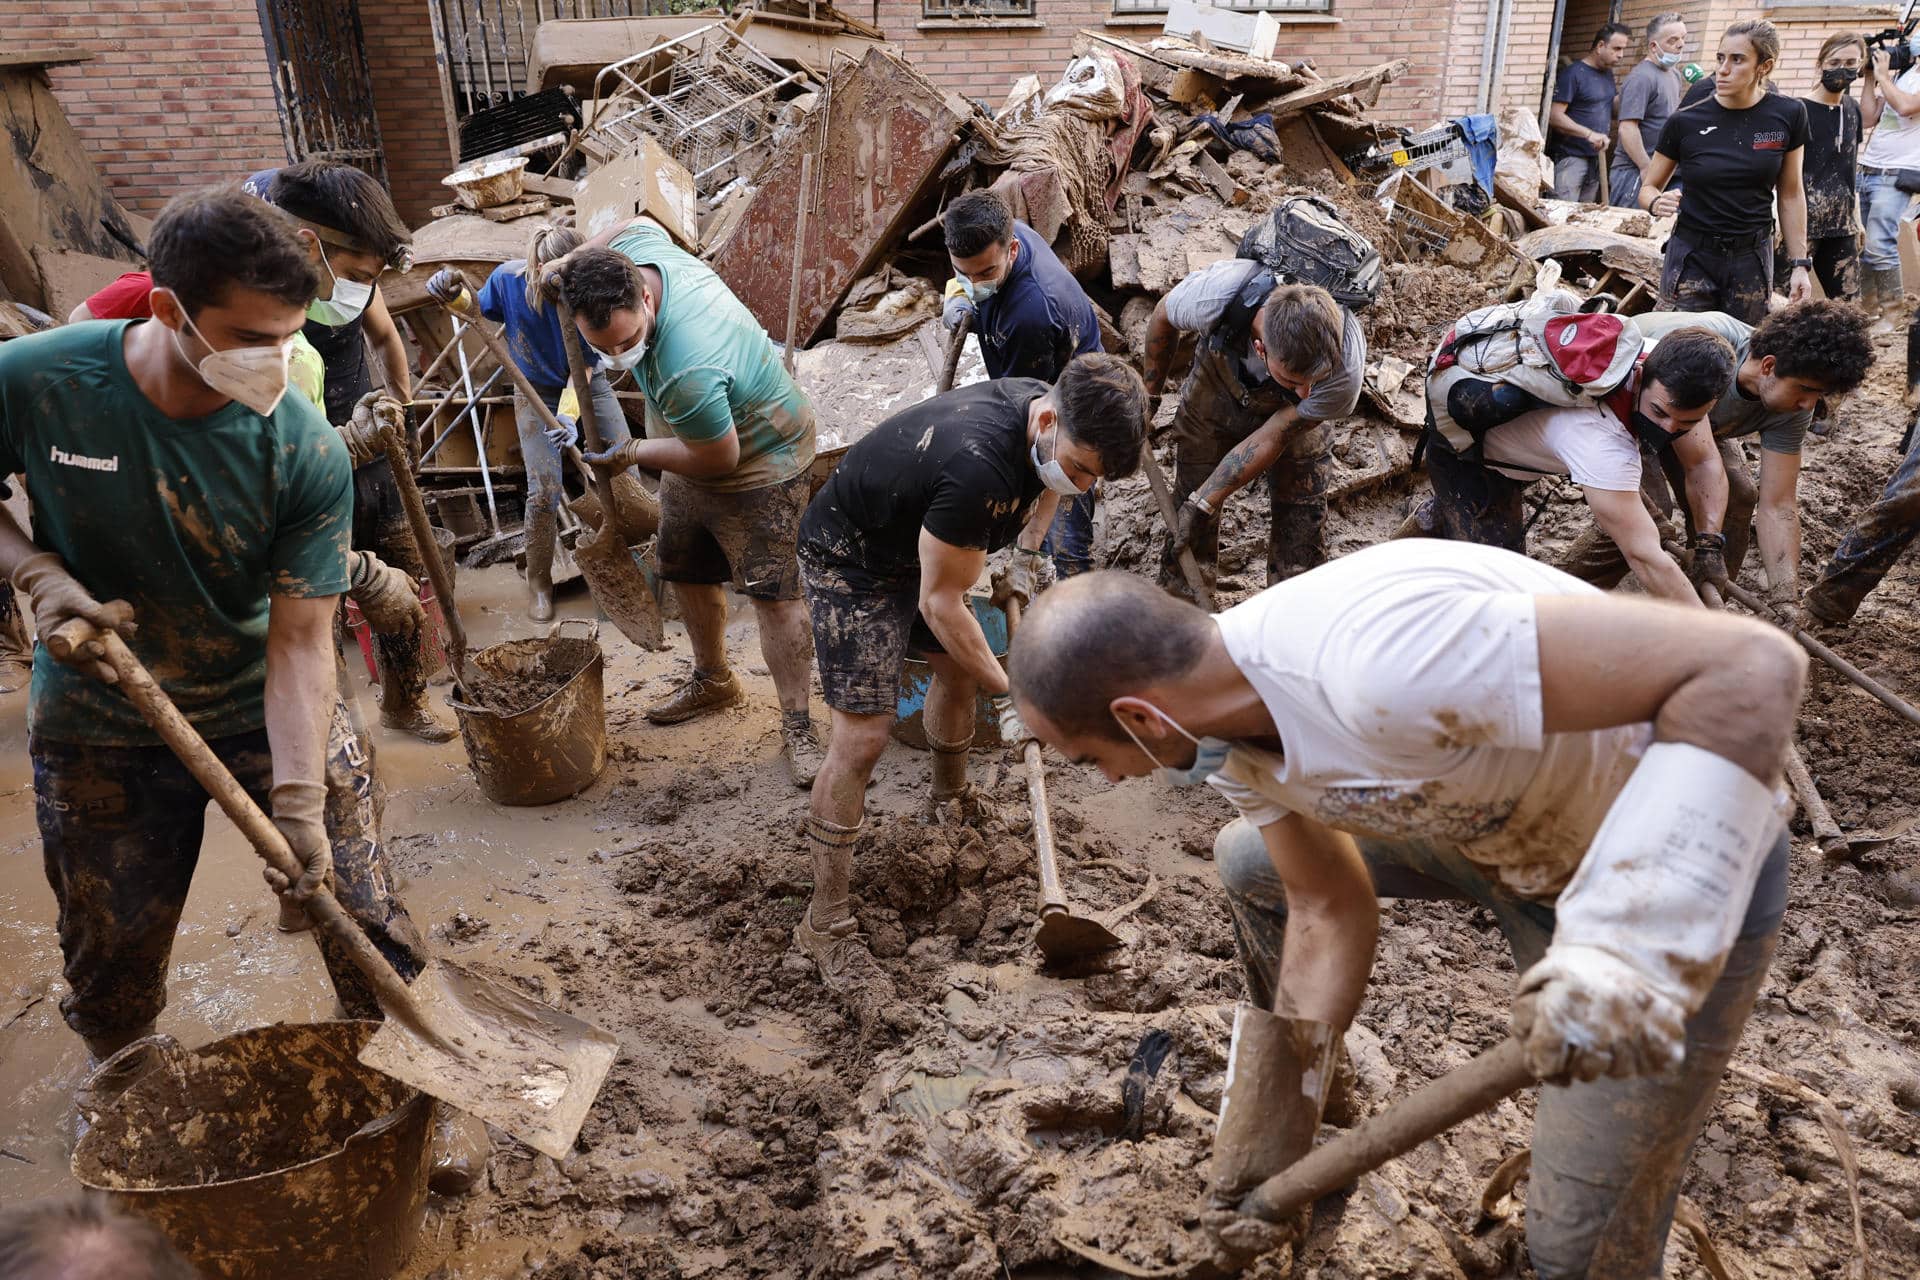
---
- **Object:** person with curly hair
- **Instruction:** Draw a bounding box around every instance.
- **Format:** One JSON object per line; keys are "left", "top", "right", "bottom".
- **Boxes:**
{"left": 1557, "top": 301, "right": 1874, "bottom": 618}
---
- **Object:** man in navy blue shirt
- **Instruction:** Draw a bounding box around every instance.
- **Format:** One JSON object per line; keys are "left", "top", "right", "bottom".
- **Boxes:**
{"left": 943, "top": 191, "right": 1103, "bottom": 579}
{"left": 1549, "top": 24, "right": 1634, "bottom": 202}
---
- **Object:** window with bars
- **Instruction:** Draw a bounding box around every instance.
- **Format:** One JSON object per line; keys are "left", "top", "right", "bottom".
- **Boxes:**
{"left": 922, "top": 0, "right": 1037, "bottom": 19}
{"left": 1112, "top": 0, "right": 1330, "bottom": 15}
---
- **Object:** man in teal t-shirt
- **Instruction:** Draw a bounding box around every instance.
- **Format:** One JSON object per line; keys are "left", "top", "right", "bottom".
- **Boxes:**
{"left": 551, "top": 218, "right": 823, "bottom": 786}
{"left": 0, "top": 189, "right": 422, "bottom": 1063}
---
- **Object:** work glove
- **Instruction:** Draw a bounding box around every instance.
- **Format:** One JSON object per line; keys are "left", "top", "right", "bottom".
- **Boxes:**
{"left": 339, "top": 391, "right": 404, "bottom": 468}
{"left": 348, "top": 550, "right": 423, "bottom": 637}
{"left": 10, "top": 552, "right": 134, "bottom": 682}
{"left": 1172, "top": 497, "right": 1214, "bottom": 557}
{"left": 545, "top": 413, "right": 580, "bottom": 451}
{"left": 991, "top": 694, "right": 1035, "bottom": 748}
{"left": 1688, "top": 531, "right": 1728, "bottom": 589}
{"left": 264, "top": 779, "right": 332, "bottom": 905}
{"left": 990, "top": 554, "right": 1040, "bottom": 614}
{"left": 943, "top": 292, "right": 975, "bottom": 330}
{"left": 1510, "top": 944, "right": 1688, "bottom": 1083}
{"left": 426, "top": 268, "right": 474, "bottom": 311}
{"left": 581, "top": 439, "right": 643, "bottom": 471}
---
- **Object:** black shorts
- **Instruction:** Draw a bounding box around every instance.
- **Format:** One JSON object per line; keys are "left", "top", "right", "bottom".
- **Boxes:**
{"left": 654, "top": 470, "right": 807, "bottom": 600}
{"left": 798, "top": 553, "right": 943, "bottom": 716}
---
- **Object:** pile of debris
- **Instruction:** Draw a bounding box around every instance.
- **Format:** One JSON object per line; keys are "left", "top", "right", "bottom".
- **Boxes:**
{"left": 389, "top": 1, "right": 1675, "bottom": 552}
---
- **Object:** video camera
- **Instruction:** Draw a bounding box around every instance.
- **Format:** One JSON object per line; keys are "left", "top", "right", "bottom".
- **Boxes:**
{"left": 1867, "top": 0, "right": 1920, "bottom": 75}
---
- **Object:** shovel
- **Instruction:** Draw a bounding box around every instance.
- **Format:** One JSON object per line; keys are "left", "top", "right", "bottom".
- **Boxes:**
{"left": 1140, "top": 441, "right": 1219, "bottom": 612}
{"left": 46, "top": 620, "right": 618, "bottom": 1160}
{"left": 939, "top": 311, "right": 972, "bottom": 394}
{"left": 1004, "top": 597, "right": 1124, "bottom": 966}
{"left": 379, "top": 421, "right": 470, "bottom": 690}
{"left": 444, "top": 299, "right": 668, "bottom": 651}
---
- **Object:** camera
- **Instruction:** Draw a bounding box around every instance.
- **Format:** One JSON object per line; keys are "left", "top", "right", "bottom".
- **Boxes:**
{"left": 1867, "top": 26, "right": 1916, "bottom": 76}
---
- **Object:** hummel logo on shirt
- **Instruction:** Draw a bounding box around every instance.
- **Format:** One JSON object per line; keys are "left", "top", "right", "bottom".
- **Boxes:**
{"left": 49, "top": 444, "right": 119, "bottom": 473}
{"left": 1699, "top": 126, "right": 1718, "bottom": 135}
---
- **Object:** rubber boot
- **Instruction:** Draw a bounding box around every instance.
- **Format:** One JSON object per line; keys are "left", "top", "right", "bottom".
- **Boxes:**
{"left": 1204, "top": 1005, "right": 1340, "bottom": 1267}
{"left": 524, "top": 503, "right": 557, "bottom": 624}
{"left": 1868, "top": 267, "right": 1905, "bottom": 335}
{"left": 378, "top": 637, "right": 456, "bottom": 743}
{"left": 1906, "top": 305, "right": 1920, "bottom": 410}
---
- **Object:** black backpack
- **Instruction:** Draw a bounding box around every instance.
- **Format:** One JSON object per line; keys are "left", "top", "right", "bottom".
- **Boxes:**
{"left": 1236, "top": 195, "right": 1383, "bottom": 311}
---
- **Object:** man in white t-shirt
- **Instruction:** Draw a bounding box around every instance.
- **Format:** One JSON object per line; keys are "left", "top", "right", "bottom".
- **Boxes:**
{"left": 1008, "top": 543, "right": 1803, "bottom": 1279}
{"left": 1403, "top": 322, "right": 1737, "bottom": 606}
{"left": 1858, "top": 42, "right": 1920, "bottom": 321}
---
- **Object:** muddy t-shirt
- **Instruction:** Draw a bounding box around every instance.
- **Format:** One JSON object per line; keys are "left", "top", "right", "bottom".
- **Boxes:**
{"left": 1801, "top": 97, "right": 1861, "bottom": 239}
{"left": 609, "top": 221, "right": 815, "bottom": 493}
{"left": 1205, "top": 539, "right": 1652, "bottom": 901}
{"left": 1633, "top": 310, "right": 1809, "bottom": 453}
{"left": 0, "top": 321, "right": 352, "bottom": 746}
{"left": 799, "top": 379, "right": 1047, "bottom": 592}
{"left": 1656, "top": 92, "right": 1807, "bottom": 238}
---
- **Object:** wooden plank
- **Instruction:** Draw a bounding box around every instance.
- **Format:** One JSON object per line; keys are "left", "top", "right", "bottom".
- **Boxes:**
{"left": 1193, "top": 150, "right": 1246, "bottom": 205}
{"left": 1257, "top": 59, "right": 1411, "bottom": 122}
{"left": 1494, "top": 174, "right": 1550, "bottom": 233}
{"left": 520, "top": 173, "right": 579, "bottom": 201}
{"left": 0, "top": 48, "right": 93, "bottom": 69}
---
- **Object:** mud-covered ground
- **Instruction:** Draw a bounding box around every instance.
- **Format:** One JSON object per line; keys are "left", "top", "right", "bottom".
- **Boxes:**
{"left": 3, "top": 338, "right": 1918, "bottom": 1280}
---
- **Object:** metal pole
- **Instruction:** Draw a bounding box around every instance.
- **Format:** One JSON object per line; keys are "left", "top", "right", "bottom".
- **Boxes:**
{"left": 1538, "top": 0, "right": 1568, "bottom": 135}
{"left": 450, "top": 321, "right": 503, "bottom": 534}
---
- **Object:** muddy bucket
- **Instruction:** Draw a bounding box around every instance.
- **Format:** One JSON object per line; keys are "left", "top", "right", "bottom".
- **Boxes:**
{"left": 449, "top": 618, "right": 607, "bottom": 805}
{"left": 71, "top": 1021, "right": 432, "bottom": 1280}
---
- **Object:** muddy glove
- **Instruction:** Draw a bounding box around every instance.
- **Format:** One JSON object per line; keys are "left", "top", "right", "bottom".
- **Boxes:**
{"left": 581, "top": 439, "right": 643, "bottom": 470}
{"left": 545, "top": 413, "right": 579, "bottom": 451}
{"left": 991, "top": 694, "right": 1034, "bottom": 748}
{"left": 265, "top": 780, "right": 332, "bottom": 905}
{"left": 1688, "top": 531, "right": 1728, "bottom": 589}
{"left": 1512, "top": 741, "right": 1783, "bottom": 1084}
{"left": 1763, "top": 580, "right": 1801, "bottom": 629}
{"left": 990, "top": 553, "right": 1040, "bottom": 614}
{"left": 426, "top": 268, "right": 474, "bottom": 313}
{"left": 1203, "top": 1006, "right": 1339, "bottom": 1269}
{"left": 339, "top": 391, "right": 403, "bottom": 468}
{"left": 943, "top": 292, "right": 975, "bottom": 330}
{"left": 1172, "top": 497, "right": 1214, "bottom": 557}
{"left": 10, "top": 552, "right": 134, "bottom": 681}
{"left": 348, "top": 550, "right": 422, "bottom": 636}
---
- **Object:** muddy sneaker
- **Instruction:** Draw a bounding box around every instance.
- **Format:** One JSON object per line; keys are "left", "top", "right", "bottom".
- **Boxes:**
{"left": 782, "top": 712, "right": 825, "bottom": 788}
{"left": 645, "top": 668, "right": 744, "bottom": 725}
{"left": 382, "top": 702, "right": 458, "bottom": 743}
{"left": 793, "top": 911, "right": 918, "bottom": 1032}
{"left": 428, "top": 1102, "right": 491, "bottom": 1196}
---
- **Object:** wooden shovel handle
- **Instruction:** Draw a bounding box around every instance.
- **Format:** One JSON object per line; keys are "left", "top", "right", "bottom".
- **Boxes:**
{"left": 939, "top": 311, "right": 971, "bottom": 395}
{"left": 1139, "top": 442, "right": 1218, "bottom": 613}
{"left": 378, "top": 422, "right": 468, "bottom": 687}
{"left": 1003, "top": 598, "right": 1067, "bottom": 914}
{"left": 551, "top": 300, "right": 627, "bottom": 534}
{"left": 1716, "top": 576, "right": 1920, "bottom": 732}
{"left": 45, "top": 620, "right": 426, "bottom": 1026}
{"left": 1238, "top": 1038, "right": 1535, "bottom": 1222}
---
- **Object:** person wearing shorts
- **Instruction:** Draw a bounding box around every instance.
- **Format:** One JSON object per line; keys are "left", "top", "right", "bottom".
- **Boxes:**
{"left": 550, "top": 219, "right": 822, "bottom": 786}
{"left": 791, "top": 356, "right": 1148, "bottom": 1026}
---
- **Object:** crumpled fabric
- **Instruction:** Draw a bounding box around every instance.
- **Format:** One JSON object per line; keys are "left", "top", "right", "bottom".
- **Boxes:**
{"left": 1197, "top": 111, "right": 1282, "bottom": 163}
{"left": 1457, "top": 112, "right": 1500, "bottom": 198}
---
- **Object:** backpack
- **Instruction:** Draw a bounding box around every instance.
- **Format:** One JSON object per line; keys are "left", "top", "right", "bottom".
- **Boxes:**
{"left": 1237, "top": 195, "right": 1383, "bottom": 311}
{"left": 1425, "top": 289, "right": 1644, "bottom": 459}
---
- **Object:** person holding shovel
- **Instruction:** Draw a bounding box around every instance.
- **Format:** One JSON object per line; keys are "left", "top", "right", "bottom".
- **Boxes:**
{"left": 0, "top": 189, "right": 429, "bottom": 1071}
{"left": 790, "top": 354, "right": 1148, "bottom": 1028}
{"left": 1008, "top": 541, "right": 1801, "bottom": 1278}
{"left": 547, "top": 221, "right": 825, "bottom": 786}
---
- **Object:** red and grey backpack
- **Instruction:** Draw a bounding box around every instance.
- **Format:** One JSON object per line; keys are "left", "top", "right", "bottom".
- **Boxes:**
{"left": 1425, "top": 290, "right": 1645, "bottom": 459}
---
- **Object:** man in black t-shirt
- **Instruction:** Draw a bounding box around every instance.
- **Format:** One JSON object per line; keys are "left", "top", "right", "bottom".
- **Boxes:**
{"left": 1549, "top": 25, "right": 1634, "bottom": 202}
{"left": 793, "top": 354, "right": 1147, "bottom": 1026}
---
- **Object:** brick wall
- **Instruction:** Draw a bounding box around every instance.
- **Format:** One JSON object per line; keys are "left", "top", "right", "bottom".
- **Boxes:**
{"left": 360, "top": 1, "right": 460, "bottom": 225}
{"left": 11, "top": 0, "right": 289, "bottom": 216}
{"left": 872, "top": 0, "right": 1507, "bottom": 129}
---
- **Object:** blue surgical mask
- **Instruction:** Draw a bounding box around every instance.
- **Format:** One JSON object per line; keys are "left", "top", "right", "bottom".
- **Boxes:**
{"left": 1655, "top": 50, "right": 1682, "bottom": 68}
{"left": 307, "top": 251, "right": 372, "bottom": 326}
{"left": 1116, "top": 703, "right": 1232, "bottom": 787}
{"left": 1031, "top": 421, "right": 1083, "bottom": 496}
{"left": 960, "top": 275, "right": 998, "bottom": 304}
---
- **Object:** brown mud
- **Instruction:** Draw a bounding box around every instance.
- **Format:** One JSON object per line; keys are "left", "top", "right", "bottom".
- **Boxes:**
{"left": 4, "top": 339, "right": 1920, "bottom": 1279}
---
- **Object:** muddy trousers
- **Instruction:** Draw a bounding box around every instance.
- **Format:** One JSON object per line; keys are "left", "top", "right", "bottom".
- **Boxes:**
{"left": 1042, "top": 488, "right": 1097, "bottom": 577}
{"left": 1555, "top": 439, "right": 1756, "bottom": 588}
{"left": 1804, "top": 430, "right": 1920, "bottom": 622}
{"left": 352, "top": 458, "right": 433, "bottom": 717}
{"left": 1214, "top": 818, "right": 1785, "bottom": 1280}
{"left": 31, "top": 690, "right": 428, "bottom": 1043}
{"left": 1164, "top": 423, "right": 1330, "bottom": 593}
{"left": 1658, "top": 225, "right": 1774, "bottom": 327}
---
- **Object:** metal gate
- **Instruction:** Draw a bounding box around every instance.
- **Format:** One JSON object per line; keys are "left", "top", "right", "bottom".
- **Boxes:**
{"left": 255, "top": 0, "right": 388, "bottom": 182}
{"left": 430, "top": 0, "right": 653, "bottom": 120}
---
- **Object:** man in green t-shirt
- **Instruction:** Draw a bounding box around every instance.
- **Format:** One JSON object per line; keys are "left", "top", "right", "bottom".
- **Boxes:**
{"left": 551, "top": 220, "right": 823, "bottom": 786}
{"left": 0, "top": 189, "right": 425, "bottom": 1064}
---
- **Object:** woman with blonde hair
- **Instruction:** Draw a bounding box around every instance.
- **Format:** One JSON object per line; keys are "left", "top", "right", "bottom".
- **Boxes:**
{"left": 424, "top": 222, "right": 632, "bottom": 620}
{"left": 1639, "top": 20, "right": 1814, "bottom": 322}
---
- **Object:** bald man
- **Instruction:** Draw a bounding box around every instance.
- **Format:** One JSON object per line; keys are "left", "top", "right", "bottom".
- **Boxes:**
{"left": 0, "top": 1196, "right": 200, "bottom": 1280}
{"left": 1005, "top": 542, "right": 1799, "bottom": 1278}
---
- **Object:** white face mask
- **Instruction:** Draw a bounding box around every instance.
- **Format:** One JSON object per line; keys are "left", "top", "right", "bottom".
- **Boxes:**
{"left": 168, "top": 300, "right": 292, "bottom": 417}
{"left": 306, "top": 250, "right": 372, "bottom": 326}
{"left": 590, "top": 303, "right": 652, "bottom": 372}
{"left": 1031, "top": 421, "right": 1084, "bottom": 496}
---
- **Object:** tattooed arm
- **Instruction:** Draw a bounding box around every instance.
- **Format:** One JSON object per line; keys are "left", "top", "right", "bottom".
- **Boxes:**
{"left": 1142, "top": 300, "right": 1182, "bottom": 398}
{"left": 1191, "top": 404, "right": 1303, "bottom": 511}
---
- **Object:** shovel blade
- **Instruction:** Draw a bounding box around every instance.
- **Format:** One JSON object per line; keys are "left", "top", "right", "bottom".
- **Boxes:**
{"left": 358, "top": 960, "right": 618, "bottom": 1160}
{"left": 1035, "top": 909, "right": 1125, "bottom": 965}
{"left": 572, "top": 523, "right": 667, "bottom": 651}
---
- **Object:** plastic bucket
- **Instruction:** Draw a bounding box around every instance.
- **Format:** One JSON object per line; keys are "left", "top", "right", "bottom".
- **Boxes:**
{"left": 449, "top": 619, "right": 607, "bottom": 805}
{"left": 72, "top": 1021, "right": 432, "bottom": 1280}
{"left": 892, "top": 588, "right": 1009, "bottom": 749}
{"left": 345, "top": 527, "right": 457, "bottom": 681}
